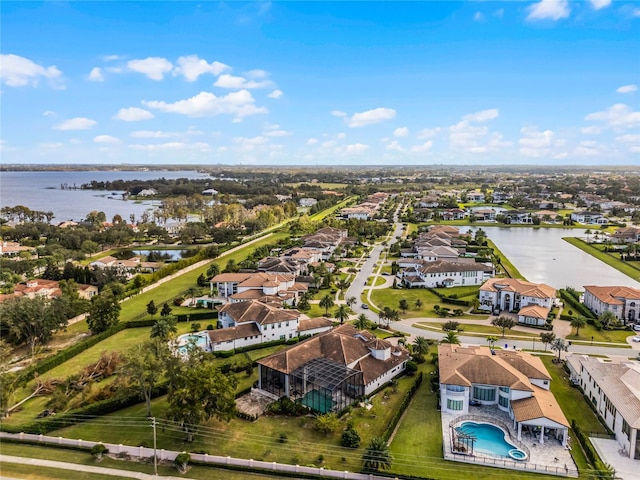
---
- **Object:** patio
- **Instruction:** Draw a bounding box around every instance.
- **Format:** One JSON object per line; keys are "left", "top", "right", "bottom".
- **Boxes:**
{"left": 441, "top": 405, "right": 578, "bottom": 477}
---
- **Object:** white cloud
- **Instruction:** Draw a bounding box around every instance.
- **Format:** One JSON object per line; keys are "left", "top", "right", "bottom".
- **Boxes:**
{"left": 633, "top": 8, "right": 640, "bottom": 18}
{"left": 518, "top": 127, "right": 563, "bottom": 157}
{"left": 411, "top": 141, "right": 433, "bottom": 153}
{"left": 131, "top": 130, "right": 176, "bottom": 139}
{"left": 127, "top": 57, "right": 173, "bottom": 80}
{"left": 42, "top": 110, "right": 56, "bottom": 117}
{"left": 588, "top": 0, "right": 611, "bottom": 10}
{"left": 114, "top": 107, "right": 155, "bottom": 122}
{"left": 386, "top": 140, "right": 407, "bottom": 153}
{"left": 321, "top": 140, "right": 336, "bottom": 149}
{"left": 232, "top": 136, "right": 269, "bottom": 152}
{"left": 267, "top": 89, "right": 283, "bottom": 99}
{"left": 493, "top": 8, "right": 505, "bottom": 18}
{"left": 129, "top": 142, "right": 210, "bottom": 152}
{"left": 345, "top": 143, "right": 369, "bottom": 154}
{"left": 617, "top": 84, "right": 637, "bottom": 94}
{"left": 53, "top": 117, "right": 97, "bottom": 131}
{"left": 103, "top": 55, "right": 121, "bottom": 61}
{"left": 331, "top": 110, "right": 347, "bottom": 117}
{"left": 246, "top": 69, "right": 268, "bottom": 79}
{"left": 173, "top": 55, "right": 229, "bottom": 82}
{"left": 393, "top": 127, "right": 409, "bottom": 137}
{"left": 574, "top": 140, "right": 601, "bottom": 157}
{"left": 143, "top": 90, "right": 267, "bottom": 119}
{"left": 88, "top": 67, "right": 104, "bottom": 82}
{"left": 581, "top": 126, "right": 602, "bottom": 135}
{"left": 93, "top": 135, "right": 121, "bottom": 144}
{"left": 265, "top": 129, "right": 292, "bottom": 137}
{"left": 616, "top": 134, "right": 640, "bottom": 144}
{"left": 0, "top": 54, "right": 63, "bottom": 88}
{"left": 463, "top": 108, "right": 499, "bottom": 122}
{"left": 526, "top": 0, "right": 570, "bottom": 21}
{"left": 449, "top": 121, "right": 489, "bottom": 148}
{"left": 348, "top": 107, "right": 396, "bottom": 127}
{"left": 336, "top": 133, "right": 346, "bottom": 140}
{"left": 417, "top": 127, "right": 441, "bottom": 139}
{"left": 474, "top": 12, "right": 485, "bottom": 22}
{"left": 585, "top": 103, "right": 640, "bottom": 129}
{"left": 306, "top": 138, "right": 318, "bottom": 146}
{"left": 214, "top": 73, "right": 272, "bottom": 89}
{"left": 40, "top": 142, "right": 64, "bottom": 148}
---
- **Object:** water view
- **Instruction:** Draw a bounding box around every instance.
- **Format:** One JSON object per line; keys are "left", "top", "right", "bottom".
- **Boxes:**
{"left": 466, "top": 227, "right": 640, "bottom": 290}
{"left": 0, "top": 170, "right": 209, "bottom": 222}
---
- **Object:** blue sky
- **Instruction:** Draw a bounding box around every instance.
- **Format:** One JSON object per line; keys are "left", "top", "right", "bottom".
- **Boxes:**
{"left": 1, "top": 1, "right": 639, "bottom": 165}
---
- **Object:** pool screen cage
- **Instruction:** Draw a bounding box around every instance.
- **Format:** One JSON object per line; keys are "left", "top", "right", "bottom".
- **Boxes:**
{"left": 451, "top": 426, "right": 476, "bottom": 456}
{"left": 290, "top": 357, "right": 364, "bottom": 413}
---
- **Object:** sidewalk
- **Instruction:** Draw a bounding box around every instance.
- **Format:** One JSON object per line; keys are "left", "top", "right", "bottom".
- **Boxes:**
{"left": 0, "top": 454, "right": 190, "bottom": 480}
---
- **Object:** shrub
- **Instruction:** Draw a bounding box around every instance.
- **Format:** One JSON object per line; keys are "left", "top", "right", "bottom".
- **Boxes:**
{"left": 278, "top": 432, "right": 288, "bottom": 444}
{"left": 91, "top": 443, "right": 108, "bottom": 459}
{"left": 174, "top": 452, "right": 191, "bottom": 473}
{"left": 405, "top": 360, "right": 418, "bottom": 375}
{"left": 190, "top": 322, "right": 201, "bottom": 332}
{"left": 314, "top": 413, "right": 341, "bottom": 434}
{"left": 341, "top": 426, "right": 361, "bottom": 448}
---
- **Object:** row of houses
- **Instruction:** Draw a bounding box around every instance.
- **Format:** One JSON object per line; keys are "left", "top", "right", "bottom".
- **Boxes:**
{"left": 340, "top": 192, "right": 390, "bottom": 220}
{"left": 0, "top": 278, "right": 98, "bottom": 303}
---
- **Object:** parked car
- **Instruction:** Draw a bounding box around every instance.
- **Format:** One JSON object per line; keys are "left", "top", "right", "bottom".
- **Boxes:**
{"left": 633, "top": 324, "right": 640, "bottom": 332}
{"left": 469, "top": 400, "right": 482, "bottom": 407}
{"left": 362, "top": 304, "right": 369, "bottom": 309}
{"left": 632, "top": 336, "right": 640, "bottom": 343}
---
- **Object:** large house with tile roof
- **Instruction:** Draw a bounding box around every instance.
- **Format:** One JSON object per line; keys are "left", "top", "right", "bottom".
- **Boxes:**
{"left": 583, "top": 285, "right": 640, "bottom": 325}
{"left": 257, "top": 324, "right": 409, "bottom": 412}
{"left": 479, "top": 278, "right": 556, "bottom": 325}
{"left": 439, "top": 344, "right": 569, "bottom": 446}
{"left": 301, "top": 227, "right": 348, "bottom": 260}
{"left": 566, "top": 355, "right": 640, "bottom": 459}
{"left": 401, "top": 259, "right": 493, "bottom": 288}
{"left": 211, "top": 272, "right": 307, "bottom": 305}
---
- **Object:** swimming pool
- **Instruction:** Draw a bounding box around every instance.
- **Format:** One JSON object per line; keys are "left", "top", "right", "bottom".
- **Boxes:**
{"left": 176, "top": 333, "right": 209, "bottom": 354}
{"left": 456, "top": 422, "right": 527, "bottom": 461}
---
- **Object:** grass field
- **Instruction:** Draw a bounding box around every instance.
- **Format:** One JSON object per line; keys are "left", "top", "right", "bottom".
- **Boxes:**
{"left": 563, "top": 237, "right": 640, "bottom": 282}
{"left": 564, "top": 321, "right": 635, "bottom": 345}
{"left": 414, "top": 322, "right": 539, "bottom": 339}
{"left": 370, "top": 288, "right": 487, "bottom": 320}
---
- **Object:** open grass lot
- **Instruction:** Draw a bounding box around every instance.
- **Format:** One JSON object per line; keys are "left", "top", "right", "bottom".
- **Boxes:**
{"left": 433, "top": 285, "right": 480, "bottom": 299}
{"left": 370, "top": 288, "right": 488, "bottom": 320}
{"left": 563, "top": 320, "right": 635, "bottom": 344}
{"left": 0, "top": 442, "right": 279, "bottom": 480}
{"left": 389, "top": 358, "right": 557, "bottom": 480}
{"left": 50, "top": 372, "right": 421, "bottom": 473}
{"left": 563, "top": 237, "right": 640, "bottom": 282}
{"left": 119, "top": 233, "right": 289, "bottom": 323}
{"left": 415, "top": 322, "right": 539, "bottom": 339}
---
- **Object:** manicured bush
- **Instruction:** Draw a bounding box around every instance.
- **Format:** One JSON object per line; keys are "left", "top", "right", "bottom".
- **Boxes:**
{"left": 175, "top": 452, "right": 191, "bottom": 473}
{"left": 341, "top": 426, "right": 361, "bottom": 448}
{"left": 91, "top": 443, "right": 108, "bottom": 459}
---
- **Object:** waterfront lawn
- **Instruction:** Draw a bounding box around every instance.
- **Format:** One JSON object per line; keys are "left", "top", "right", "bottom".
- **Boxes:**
{"left": 51, "top": 371, "right": 419, "bottom": 473}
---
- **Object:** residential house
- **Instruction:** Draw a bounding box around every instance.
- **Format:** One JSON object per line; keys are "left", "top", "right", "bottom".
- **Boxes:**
{"left": 472, "top": 208, "right": 497, "bottom": 222}
{"left": 566, "top": 355, "right": 640, "bottom": 459}
{"left": 299, "top": 198, "right": 318, "bottom": 208}
{"left": 301, "top": 227, "right": 348, "bottom": 260}
{"left": 492, "top": 191, "right": 512, "bottom": 203}
{"left": 611, "top": 227, "right": 640, "bottom": 244}
{"left": 211, "top": 272, "right": 307, "bottom": 305}
{"left": 2, "top": 279, "right": 96, "bottom": 303}
{"left": 478, "top": 278, "right": 556, "bottom": 322}
{"left": 210, "top": 300, "right": 302, "bottom": 352}
{"left": 466, "top": 191, "right": 486, "bottom": 203}
{"left": 340, "top": 206, "right": 373, "bottom": 220}
{"left": 0, "top": 241, "right": 35, "bottom": 257}
{"left": 441, "top": 208, "right": 466, "bottom": 221}
{"left": 517, "top": 304, "right": 550, "bottom": 327}
{"left": 570, "top": 211, "right": 607, "bottom": 225}
{"left": 417, "top": 196, "right": 440, "bottom": 208}
{"left": 503, "top": 211, "right": 533, "bottom": 225}
{"left": 257, "top": 324, "right": 409, "bottom": 412}
{"left": 583, "top": 285, "right": 640, "bottom": 325}
{"left": 401, "top": 260, "right": 493, "bottom": 288}
{"left": 137, "top": 188, "right": 157, "bottom": 197}
{"left": 439, "top": 344, "right": 569, "bottom": 446}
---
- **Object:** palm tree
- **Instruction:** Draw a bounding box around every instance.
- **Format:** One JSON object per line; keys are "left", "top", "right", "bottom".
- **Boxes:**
{"left": 441, "top": 331, "right": 460, "bottom": 345}
{"left": 486, "top": 335, "right": 499, "bottom": 349}
{"left": 355, "top": 314, "right": 369, "bottom": 330}
{"left": 334, "top": 304, "right": 349, "bottom": 324}
{"left": 346, "top": 296, "right": 357, "bottom": 308}
{"left": 150, "top": 315, "right": 178, "bottom": 342}
{"left": 206, "top": 263, "right": 220, "bottom": 279}
{"left": 570, "top": 316, "right": 587, "bottom": 336}
{"left": 399, "top": 299, "right": 409, "bottom": 314}
{"left": 319, "top": 294, "right": 335, "bottom": 316}
{"left": 550, "top": 338, "right": 569, "bottom": 362}
{"left": 585, "top": 229, "right": 592, "bottom": 243}
{"left": 362, "top": 437, "right": 393, "bottom": 472}
{"left": 599, "top": 311, "right": 618, "bottom": 329}
{"left": 185, "top": 287, "right": 200, "bottom": 306}
{"left": 412, "top": 336, "right": 429, "bottom": 355}
{"left": 414, "top": 298, "right": 423, "bottom": 309}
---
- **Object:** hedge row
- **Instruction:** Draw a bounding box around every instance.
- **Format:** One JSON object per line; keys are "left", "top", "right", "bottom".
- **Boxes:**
{"left": 427, "top": 288, "right": 471, "bottom": 307}
{"left": 381, "top": 372, "right": 423, "bottom": 442}
{"left": 571, "top": 420, "right": 610, "bottom": 474}
{"left": 215, "top": 335, "right": 311, "bottom": 358}
{"left": 176, "top": 311, "right": 218, "bottom": 323}
{"left": 558, "top": 290, "right": 596, "bottom": 320}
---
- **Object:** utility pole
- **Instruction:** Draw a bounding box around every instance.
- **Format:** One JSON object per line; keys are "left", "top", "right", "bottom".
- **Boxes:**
{"left": 152, "top": 416, "right": 158, "bottom": 475}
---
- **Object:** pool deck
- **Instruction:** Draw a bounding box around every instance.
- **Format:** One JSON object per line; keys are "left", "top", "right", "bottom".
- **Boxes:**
{"left": 442, "top": 406, "right": 578, "bottom": 477}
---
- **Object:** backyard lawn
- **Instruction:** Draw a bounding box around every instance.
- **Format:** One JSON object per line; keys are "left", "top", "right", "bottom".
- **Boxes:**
{"left": 370, "top": 288, "right": 487, "bottom": 320}
{"left": 564, "top": 321, "right": 635, "bottom": 344}
{"left": 50, "top": 371, "right": 421, "bottom": 473}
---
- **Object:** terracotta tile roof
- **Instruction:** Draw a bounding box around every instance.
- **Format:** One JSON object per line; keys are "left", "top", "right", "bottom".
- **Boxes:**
{"left": 584, "top": 285, "right": 640, "bottom": 305}
{"left": 208, "top": 323, "right": 261, "bottom": 343}
{"left": 212, "top": 273, "right": 254, "bottom": 283}
{"left": 218, "top": 300, "right": 299, "bottom": 325}
{"left": 481, "top": 277, "right": 556, "bottom": 299}
{"left": 494, "top": 350, "right": 551, "bottom": 381}
{"left": 511, "top": 387, "right": 569, "bottom": 427}
{"left": 518, "top": 304, "right": 550, "bottom": 320}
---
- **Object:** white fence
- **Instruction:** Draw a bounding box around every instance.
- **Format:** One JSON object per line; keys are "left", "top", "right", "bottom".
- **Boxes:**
{"left": 443, "top": 451, "right": 579, "bottom": 477}
{"left": 0, "top": 432, "right": 391, "bottom": 480}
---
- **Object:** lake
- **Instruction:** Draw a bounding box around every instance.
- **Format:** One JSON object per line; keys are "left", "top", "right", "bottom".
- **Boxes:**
{"left": 464, "top": 227, "right": 640, "bottom": 290}
{"left": 0, "top": 170, "right": 209, "bottom": 222}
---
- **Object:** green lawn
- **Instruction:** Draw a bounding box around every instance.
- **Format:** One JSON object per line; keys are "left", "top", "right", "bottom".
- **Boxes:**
{"left": 564, "top": 321, "right": 634, "bottom": 345}
{"left": 0, "top": 442, "right": 281, "bottom": 480}
{"left": 51, "top": 372, "right": 420, "bottom": 473}
{"left": 370, "top": 288, "right": 488, "bottom": 320}
{"left": 563, "top": 237, "right": 640, "bottom": 282}
{"left": 372, "top": 276, "right": 387, "bottom": 287}
{"left": 433, "top": 285, "right": 480, "bottom": 299}
{"left": 415, "top": 322, "right": 539, "bottom": 339}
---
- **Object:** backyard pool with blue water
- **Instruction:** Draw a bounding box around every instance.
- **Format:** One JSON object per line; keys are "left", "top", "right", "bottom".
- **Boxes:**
{"left": 456, "top": 421, "right": 527, "bottom": 460}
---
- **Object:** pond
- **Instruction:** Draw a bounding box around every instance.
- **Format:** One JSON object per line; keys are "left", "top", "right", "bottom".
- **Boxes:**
{"left": 130, "top": 249, "right": 193, "bottom": 261}
{"left": 464, "top": 227, "right": 640, "bottom": 290}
